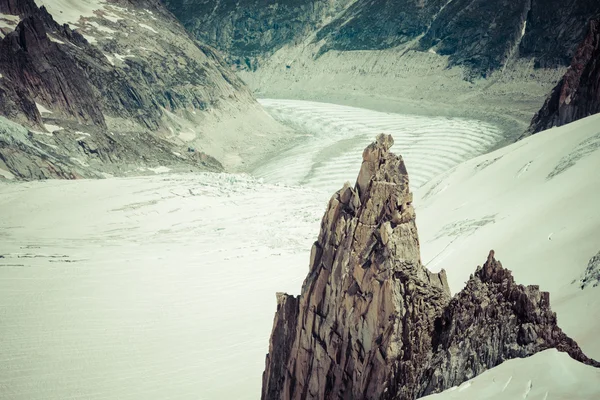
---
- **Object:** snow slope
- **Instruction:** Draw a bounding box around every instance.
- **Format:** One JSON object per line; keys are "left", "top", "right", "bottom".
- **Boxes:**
{"left": 421, "top": 349, "right": 600, "bottom": 400}
{"left": 0, "top": 174, "right": 324, "bottom": 399}
{"left": 254, "top": 99, "right": 504, "bottom": 193}
{"left": 417, "top": 113, "right": 600, "bottom": 360}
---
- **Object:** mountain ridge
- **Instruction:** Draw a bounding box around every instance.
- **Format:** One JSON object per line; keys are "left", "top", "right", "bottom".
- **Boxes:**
{"left": 0, "top": 0, "right": 292, "bottom": 180}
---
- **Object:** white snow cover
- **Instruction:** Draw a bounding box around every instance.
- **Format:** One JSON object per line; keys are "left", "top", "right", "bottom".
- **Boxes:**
{"left": 254, "top": 99, "right": 504, "bottom": 192}
{"left": 421, "top": 349, "right": 600, "bottom": 400}
{"left": 35, "top": 102, "right": 53, "bottom": 114}
{"left": 0, "top": 173, "right": 324, "bottom": 399}
{"left": 138, "top": 23, "right": 158, "bottom": 34}
{"left": 416, "top": 114, "right": 600, "bottom": 360}
{"left": 36, "top": 0, "right": 106, "bottom": 25}
{"left": 43, "top": 123, "right": 62, "bottom": 133}
{"left": 0, "top": 109, "right": 598, "bottom": 399}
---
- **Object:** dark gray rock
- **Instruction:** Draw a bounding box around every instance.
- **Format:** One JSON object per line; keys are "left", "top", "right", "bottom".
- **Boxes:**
{"left": 162, "top": 0, "right": 346, "bottom": 69}
{"left": 421, "top": 251, "right": 600, "bottom": 397}
{"left": 0, "top": 0, "right": 255, "bottom": 179}
{"left": 529, "top": 18, "right": 600, "bottom": 133}
{"left": 164, "top": 0, "right": 600, "bottom": 76}
{"left": 579, "top": 250, "right": 600, "bottom": 289}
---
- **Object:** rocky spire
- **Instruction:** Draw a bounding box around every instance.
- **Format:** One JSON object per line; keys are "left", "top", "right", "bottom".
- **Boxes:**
{"left": 261, "top": 135, "right": 599, "bottom": 400}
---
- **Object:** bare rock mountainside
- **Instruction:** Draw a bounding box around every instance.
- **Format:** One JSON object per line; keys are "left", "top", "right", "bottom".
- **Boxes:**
{"left": 529, "top": 18, "right": 600, "bottom": 134}
{"left": 261, "top": 135, "right": 599, "bottom": 400}
{"left": 165, "top": 0, "right": 600, "bottom": 135}
{"left": 165, "top": 0, "right": 600, "bottom": 77}
{"left": 0, "top": 0, "right": 285, "bottom": 180}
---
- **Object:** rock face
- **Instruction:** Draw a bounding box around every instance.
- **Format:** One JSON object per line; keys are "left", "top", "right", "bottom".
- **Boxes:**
{"left": 262, "top": 135, "right": 599, "bottom": 400}
{"left": 421, "top": 251, "right": 600, "bottom": 396}
{"left": 0, "top": 0, "right": 285, "bottom": 179}
{"left": 578, "top": 250, "right": 600, "bottom": 289}
{"left": 162, "top": 0, "right": 353, "bottom": 70}
{"left": 165, "top": 0, "right": 600, "bottom": 76}
{"left": 529, "top": 18, "right": 600, "bottom": 134}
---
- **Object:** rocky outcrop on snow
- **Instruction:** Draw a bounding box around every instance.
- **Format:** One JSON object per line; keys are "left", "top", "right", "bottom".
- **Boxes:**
{"left": 261, "top": 135, "right": 599, "bottom": 400}
{"left": 578, "top": 251, "right": 600, "bottom": 289}
{"left": 529, "top": 19, "right": 600, "bottom": 134}
{"left": 421, "top": 251, "right": 600, "bottom": 396}
{"left": 0, "top": 0, "right": 287, "bottom": 179}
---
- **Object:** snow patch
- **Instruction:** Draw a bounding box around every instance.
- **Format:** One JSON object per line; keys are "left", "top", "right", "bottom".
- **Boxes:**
{"left": 35, "top": 103, "right": 53, "bottom": 115}
{"left": 0, "top": 13, "right": 20, "bottom": 28}
{"left": 0, "top": 167, "right": 15, "bottom": 180}
{"left": 70, "top": 157, "right": 89, "bottom": 167}
{"left": 48, "top": 35, "right": 66, "bottom": 44}
{"left": 113, "top": 53, "right": 134, "bottom": 63}
{"left": 86, "top": 20, "right": 116, "bottom": 34}
{"left": 104, "top": 53, "right": 115, "bottom": 65}
{"left": 148, "top": 166, "right": 171, "bottom": 174}
{"left": 36, "top": 0, "right": 106, "bottom": 26}
{"left": 43, "top": 124, "right": 63, "bottom": 133}
{"left": 101, "top": 11, "right": 122, "bottom": 23}
{"left": 138, "top": 23, "right": 158, "bottom": 34}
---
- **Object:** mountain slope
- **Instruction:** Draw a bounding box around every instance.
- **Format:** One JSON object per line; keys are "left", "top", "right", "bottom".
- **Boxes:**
{"left": 529, "top": 18, "right": 600, "bottom": 134}
{"left": 162, "top": 0, "right": 354, "bottom": 69}
{"left": 417, "top": 113, "right": 600, "bottom": 360}
{"left": 165, "top": 0, "right": 600, "bottom": 76}
{"left": 163, "top": 0, "right": 600, "bottom": 135}
{"left": 0, "top": 0, "right": 290, "bottom": 179}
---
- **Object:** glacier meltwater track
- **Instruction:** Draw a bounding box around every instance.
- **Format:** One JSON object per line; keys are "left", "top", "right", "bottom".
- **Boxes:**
{"left": 254, "top": 99, "right": 505, "bottom": 192}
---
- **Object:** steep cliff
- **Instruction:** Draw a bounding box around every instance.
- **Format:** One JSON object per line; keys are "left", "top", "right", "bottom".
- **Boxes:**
{"left": 165, "top": 0, "right": 600, "bottom": 76}
{"left": 162, "top": 0, "right": 354, "bottom": 69}
{"left": 261, "top": 135, "right": 599, "bottom": 400}
{"left": 529, "top": 18, "right": 600, "bottom": 134}
{"left": 0, "top": 0, "right": 288, "bottom": 180}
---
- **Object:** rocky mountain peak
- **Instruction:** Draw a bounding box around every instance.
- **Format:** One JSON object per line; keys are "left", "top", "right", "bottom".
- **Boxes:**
{"left": 262, "top": 136, "right": 599, "bottom": 400}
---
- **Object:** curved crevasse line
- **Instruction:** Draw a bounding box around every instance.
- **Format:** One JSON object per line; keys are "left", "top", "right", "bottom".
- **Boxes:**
{"left": 254, "top": 99, "right": 505, "bottom": 193}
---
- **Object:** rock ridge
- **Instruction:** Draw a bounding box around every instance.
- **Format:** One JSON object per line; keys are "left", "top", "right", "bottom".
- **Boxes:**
{"left": 261, "top": 134, "right": 599, "bottom": 400}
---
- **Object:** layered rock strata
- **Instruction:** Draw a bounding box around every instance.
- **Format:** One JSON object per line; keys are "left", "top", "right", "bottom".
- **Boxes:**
{"left": 261, "top": 134, "right": 599, "bottom": 400}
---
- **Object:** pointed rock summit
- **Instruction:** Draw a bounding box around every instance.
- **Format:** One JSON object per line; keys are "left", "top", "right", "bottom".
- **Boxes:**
{"left": 262, "top": 135, "right": 599, "bottom": 400}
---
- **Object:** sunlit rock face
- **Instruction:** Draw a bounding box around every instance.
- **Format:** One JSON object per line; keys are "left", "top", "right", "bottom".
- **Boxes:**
{"left": 261, "top": 134, "right": 599, "bottom": 400}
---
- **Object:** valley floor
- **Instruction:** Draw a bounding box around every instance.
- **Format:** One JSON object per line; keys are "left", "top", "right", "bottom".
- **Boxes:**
{"left": 0, "top": 106, "right": 599, "bottom": 399}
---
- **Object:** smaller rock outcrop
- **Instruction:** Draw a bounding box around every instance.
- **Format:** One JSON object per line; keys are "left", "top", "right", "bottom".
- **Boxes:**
{"left": 578, "top": 250, "right": 600, "bottom": 289}
{"left": 529, "top": 18, "right": 600, "bottom": 134}
{"left": 262, "top": 135, "right": 599, "bottom": 400}
{"left": 421, "top": 251, "right": 600, "bottom": 396}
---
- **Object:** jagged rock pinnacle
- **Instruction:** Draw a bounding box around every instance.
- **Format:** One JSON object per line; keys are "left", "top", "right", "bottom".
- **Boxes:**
{"left": 261, "top": 136, "right": 599, "bottom": 400}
